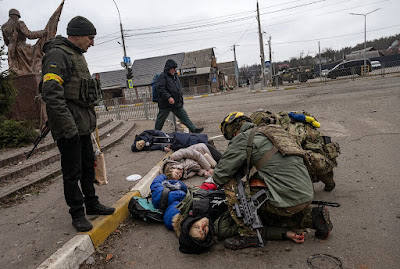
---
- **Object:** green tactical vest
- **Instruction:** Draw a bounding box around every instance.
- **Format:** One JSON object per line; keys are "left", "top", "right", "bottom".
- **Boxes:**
{"left": 57, "top": 44, "right": 102, "bottom": 106}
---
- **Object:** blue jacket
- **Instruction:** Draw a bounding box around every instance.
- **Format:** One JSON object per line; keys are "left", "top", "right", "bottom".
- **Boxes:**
{"left": 150, "top": 174, "right": 188, "bottom": 230}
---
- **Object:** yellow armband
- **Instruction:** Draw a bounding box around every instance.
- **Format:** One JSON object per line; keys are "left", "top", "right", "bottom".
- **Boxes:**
{"left": 43, "top": 73, "right": 64, "bottom": 85}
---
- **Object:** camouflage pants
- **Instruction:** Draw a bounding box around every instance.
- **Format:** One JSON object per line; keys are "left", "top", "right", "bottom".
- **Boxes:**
{"left": 224, "top": 178, "right": 313, "bottom": 237}
{"left": 307, "top": 152, "right": 336, "bottom": 177}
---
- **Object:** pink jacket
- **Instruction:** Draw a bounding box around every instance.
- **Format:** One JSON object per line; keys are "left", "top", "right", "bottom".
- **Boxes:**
{"left": 161, "top": 143, "right": 216, "bottom": 179}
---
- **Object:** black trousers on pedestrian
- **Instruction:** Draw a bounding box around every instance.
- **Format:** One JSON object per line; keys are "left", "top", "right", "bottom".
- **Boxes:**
{"left": 57, "top": 134, "right": 98, "bottom": 219}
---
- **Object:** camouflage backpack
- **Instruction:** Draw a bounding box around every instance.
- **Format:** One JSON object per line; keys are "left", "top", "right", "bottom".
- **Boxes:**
{"left": 250, "top": 110, "right": 340, "bottom": 176}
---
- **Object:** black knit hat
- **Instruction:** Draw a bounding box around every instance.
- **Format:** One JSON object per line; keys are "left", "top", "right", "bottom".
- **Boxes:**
{"left": 165, "top": 59, "right": 178, "bottom": 69}
{"left": 67, "top": 16, "right": 97, "bottom": 36}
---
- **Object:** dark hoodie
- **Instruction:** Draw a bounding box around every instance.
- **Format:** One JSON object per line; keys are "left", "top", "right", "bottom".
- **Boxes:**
{"left": 156, "top": 59, "right": 184, "bottom": 109}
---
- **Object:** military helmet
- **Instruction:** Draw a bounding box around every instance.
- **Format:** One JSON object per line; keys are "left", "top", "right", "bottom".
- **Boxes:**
{"left": 9, "top": 9, "right": 21, "bottom": 18}
{"left": 220, "top": 112, "right": 251, "bottom": 140}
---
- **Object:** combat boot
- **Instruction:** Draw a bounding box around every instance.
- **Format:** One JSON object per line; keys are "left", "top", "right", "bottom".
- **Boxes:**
{"left": 224, "top": 235, "right": 260, "bottom": 250}
{"left": 312, "top": 206, "right": 333, "bottom": 240}
{"left": 72, "top": 216, "right": 93, "bottom": 232}
{"left": 318, "top": 171, "right": 335, "bottom": 191}
{"left": 86, "top": 203, "right": 115, "bottom": 215}
{"left": 192, "top": 127, "right": 204, "bottom": 134}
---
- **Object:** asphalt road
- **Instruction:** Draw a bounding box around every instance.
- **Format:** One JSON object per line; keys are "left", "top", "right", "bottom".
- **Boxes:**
{"left": 1, "top": 75, "right": 399, "bottom": 269}
{"left": 81, "top": 75, "right": 400, "bottom": 268}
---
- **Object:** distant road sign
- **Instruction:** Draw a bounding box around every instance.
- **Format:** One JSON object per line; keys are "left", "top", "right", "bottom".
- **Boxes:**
{"left": 265, "top": 61, "right": 271, "bottom": 68}
{"left": 128, "top": 79, "right": 133, "bottom": 88}
{"left": 123, "top": 56, "right": 131, "bottom": 63}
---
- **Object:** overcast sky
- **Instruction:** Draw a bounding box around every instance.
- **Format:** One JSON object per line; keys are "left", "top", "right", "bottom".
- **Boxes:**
{"left": 1, "top": 0, "right": 399, "bottom": 74}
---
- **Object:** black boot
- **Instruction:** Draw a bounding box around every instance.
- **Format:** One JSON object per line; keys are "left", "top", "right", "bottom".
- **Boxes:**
{"left": 318, "top": 171, "right": 336, "bottom": 192}
{"left": 86, "top": 203, "right": 115, "bottom": 215}
{"left": 192, "top": 127, "right": 204, "bottom": 134}
{"left": 224, "top": 235, "right": 260, "bottom": 250}
{"left": 312, "top": 206, "right": 333, "bottom": 239}
{"left": 72, "top": 216, "right": 93, "bottom": 232}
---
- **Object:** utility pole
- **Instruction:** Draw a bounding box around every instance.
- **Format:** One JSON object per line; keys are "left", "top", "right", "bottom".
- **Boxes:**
{"left": 267, "top": 35, "right": 272, "bottom": 78}
{"left": 318, "top": 41, "right": 322, "bottom": 78}
{"left": 256, "top": 1, "right": 266, "bottom": 88}
{"left": 233, "top": 44, "right": 239, "bottom": 87}
{"left": 112, "top": 0, "right": 132, "bottom": 91}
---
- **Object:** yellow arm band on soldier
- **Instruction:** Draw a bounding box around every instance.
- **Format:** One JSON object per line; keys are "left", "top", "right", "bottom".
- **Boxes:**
{"left": 43, "top": 73, "right": 64, "bottom": 85}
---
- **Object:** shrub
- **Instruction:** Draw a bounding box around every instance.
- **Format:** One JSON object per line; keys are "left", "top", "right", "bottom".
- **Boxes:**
{"left": 0, "top": 69, "right": 17, "bottom": 116}
{"left": 0, "top": 117, "right": 37, "bottom": 148}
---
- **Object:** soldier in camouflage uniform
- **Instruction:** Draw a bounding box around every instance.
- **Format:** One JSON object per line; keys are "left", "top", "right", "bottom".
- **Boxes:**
{"left": 213, "top": 112, "right": 334, "bottom": 249}
{"left": 41, "top": 16, "right": 115, "bottom": 232}
{"left": 250, "top": 110, "right": 340, "bottom": 191}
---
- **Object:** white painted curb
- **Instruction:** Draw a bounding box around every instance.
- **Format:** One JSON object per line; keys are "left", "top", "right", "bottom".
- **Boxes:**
{"left": 37, "top": 235, "right": 95, "bottom": 269}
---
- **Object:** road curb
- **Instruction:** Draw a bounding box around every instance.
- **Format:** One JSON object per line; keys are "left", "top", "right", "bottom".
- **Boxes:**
{"left": 36, "top": 151, "right": 171, "bottom": 269}
{"left": 184, "top": 92, "right": 222, "bottom": 100}
{"left": 36, "top": 235, "right": 95, "bottom": 269}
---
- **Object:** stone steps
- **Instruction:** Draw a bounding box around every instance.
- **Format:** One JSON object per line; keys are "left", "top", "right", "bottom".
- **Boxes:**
{"left": 0, "top": 120, "right": 136, "bottom": 201}
{"left": 0, "top": 118, "right": 112, "bottom": 168}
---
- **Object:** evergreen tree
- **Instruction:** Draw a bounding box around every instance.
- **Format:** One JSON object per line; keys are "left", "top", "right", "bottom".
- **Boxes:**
{"left": 0, "top": 40, "right": 17, "bottom": 116}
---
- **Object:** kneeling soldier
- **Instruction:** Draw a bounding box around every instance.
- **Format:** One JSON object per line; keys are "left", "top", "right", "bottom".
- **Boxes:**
{"left": 213, "top": 112, "right": 333, "bottom": 249}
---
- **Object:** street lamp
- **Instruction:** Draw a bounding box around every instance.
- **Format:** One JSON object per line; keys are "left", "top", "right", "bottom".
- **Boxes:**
{"left": 112, "top": 0, "right": 131, "bottom": 80}
{"left": 350, "top": 8, "right": 380, "bottom": 67}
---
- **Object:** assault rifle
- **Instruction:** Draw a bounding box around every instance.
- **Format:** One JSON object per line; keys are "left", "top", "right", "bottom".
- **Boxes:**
{"left": 26, "top": 121, "right": 50, "bottom": 159}
{"left": 233, "top": 173, "right": 270, "bottom": 247}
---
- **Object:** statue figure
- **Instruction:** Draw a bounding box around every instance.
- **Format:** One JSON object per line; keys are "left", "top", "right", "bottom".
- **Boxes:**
{"left": 1, "top": 1, "right": 65, "bottom": 75}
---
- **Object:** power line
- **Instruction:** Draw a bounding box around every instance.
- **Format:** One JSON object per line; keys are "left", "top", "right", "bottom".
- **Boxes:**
{"left": 87, "top": 0, "right": 392, "bottom": 68}
{"left": 93, "top": 0, "right": 336, "bottom": 48}
{"left": 124, "top": 0, "right": 305, "bottom": 33}
{"left": 238, "top": 24, "right": 400, "bottom": 46}
{"left": 266, "top": 0, "right": 389, "bottom": 28}
{"left": 260, "top": 0, "right": 327, "bottom": 16}
{"left": 234, "top": 19, "right": 257, "bottom": 45}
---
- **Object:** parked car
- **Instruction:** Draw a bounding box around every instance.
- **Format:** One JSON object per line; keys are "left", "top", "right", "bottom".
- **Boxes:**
{"left": 371, "top": 60, "right": 381, "bottom": 69}
{"left": 327, "top": 59, "right": 372, "bottom": 79}
{"left": 321, "top": 69, "right": 329, "bottom": 77}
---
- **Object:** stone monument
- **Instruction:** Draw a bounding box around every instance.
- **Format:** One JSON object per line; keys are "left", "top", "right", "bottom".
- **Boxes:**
{"left": 1, "top": 1, "right": 65, "bottom": 122}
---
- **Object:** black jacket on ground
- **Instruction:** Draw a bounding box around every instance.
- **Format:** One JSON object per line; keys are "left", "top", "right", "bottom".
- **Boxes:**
{"left": 131, "top": 130, "right": 170, "bottom": 152}
{"left": 157, "top": 59, "right": 184, "bottom": 109}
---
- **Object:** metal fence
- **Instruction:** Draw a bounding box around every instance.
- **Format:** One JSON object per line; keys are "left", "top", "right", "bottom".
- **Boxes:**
{"left": 95, "top": 93, "right": 178, "bottom": 131}
{"left": 95, "top": 94, "right": 158, "bottom": 121}
{"left": 181, "top": 84, "right": 212, "bottom": 96}
{"left": 272, "top": 59, "right": 400, "bottom": 87}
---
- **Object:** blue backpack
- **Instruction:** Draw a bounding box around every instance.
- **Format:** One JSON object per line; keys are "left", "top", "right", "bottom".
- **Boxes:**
{"left": 151, "top": 73, "right": 161, "bottom": 102}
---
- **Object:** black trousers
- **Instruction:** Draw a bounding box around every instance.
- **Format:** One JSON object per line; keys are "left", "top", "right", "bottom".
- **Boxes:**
{"left": 57, "top": 134, "right": 98, "bottom": 219}
{"left": 205, "top": 143, "right": 223, "bottom": 163}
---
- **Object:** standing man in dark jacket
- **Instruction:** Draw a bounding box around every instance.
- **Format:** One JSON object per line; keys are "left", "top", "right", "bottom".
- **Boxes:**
{"left": 154, "top": 59, "right": 203, "bottom": 133}
{"left": 41, "top": 16, "right": 115, "bottom": 232}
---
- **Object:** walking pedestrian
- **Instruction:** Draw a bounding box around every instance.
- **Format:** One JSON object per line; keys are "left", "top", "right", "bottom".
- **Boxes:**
{"left": 154, "top": 59, "right": 204, "bottom": 133}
